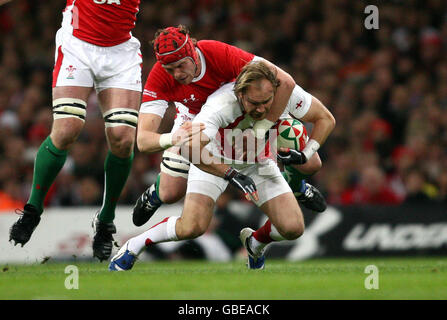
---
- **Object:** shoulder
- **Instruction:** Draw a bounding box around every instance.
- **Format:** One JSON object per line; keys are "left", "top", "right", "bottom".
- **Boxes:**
{"left": 202, "top": 83, "right": 242, "bottom": 121}
{"left": 198, "top": 40, "right": 252, "bottom": 58}
{"left": 145, "top": 63, "right": 174, "bottom": 88}
{"left": 198, "top": 40, "right": 254, "bottom": 71}
{"left": 197, "top": 40, "right": 230, "bottom": 52}
{"left": 205, "top": 82, "right": 237, "bottom": 107}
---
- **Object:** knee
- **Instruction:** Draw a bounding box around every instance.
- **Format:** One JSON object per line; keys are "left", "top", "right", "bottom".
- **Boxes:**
{"left": 277, "top": 221, "right": 304, "bottom": 240}
{"left": 159, "top": 184, "right": 186, "bottom": 204}
{"left": 159, "top": 188, "right": 185, "bottom": 204}
{"left": 107, "top": 127, "right": 136, "bottom": 157}
{"left": 50, "top": 119, "right": 83, "bottom": 149}
{"left": 178, "top": 219, "right": 207, "bottom": 240}
{"left": 158, "top": 174, "right": 187, "bottom": 204}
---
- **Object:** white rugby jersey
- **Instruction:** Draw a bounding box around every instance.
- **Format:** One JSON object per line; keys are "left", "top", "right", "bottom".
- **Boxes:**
{"left": 193, "top": 82, "right": 312, "bottom": 165}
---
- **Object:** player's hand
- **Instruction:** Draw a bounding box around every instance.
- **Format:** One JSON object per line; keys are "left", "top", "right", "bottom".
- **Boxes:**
{"left": 224, "top": 167, "right": 259, "bottom": 202}
{"left": 172, "top": 121, "right": 205, "bottom": 146}
{"left": 277, "top": 147, "right": 307, "bottom": 165}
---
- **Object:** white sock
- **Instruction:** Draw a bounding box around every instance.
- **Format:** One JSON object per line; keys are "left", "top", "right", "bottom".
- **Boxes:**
{"left": 249, "top": 224, "right": 285, "bottom": 256}
{"left": 249, "top": 237, "right": 267, "bottom": 257}
{"left": 128, "top": 216, "right": 179, "bottom": 255}
{"left": 269, "top": 224, "right": 286, "bottom": 241}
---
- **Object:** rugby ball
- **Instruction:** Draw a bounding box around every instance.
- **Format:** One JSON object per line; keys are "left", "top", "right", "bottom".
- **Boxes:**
{"left": 276, "top": 118, "right": 308, "bottom": 151}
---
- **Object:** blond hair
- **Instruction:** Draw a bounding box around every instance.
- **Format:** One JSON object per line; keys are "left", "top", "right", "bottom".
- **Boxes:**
{"left": 234, "top": 61, "right": 280, "bottom": 96}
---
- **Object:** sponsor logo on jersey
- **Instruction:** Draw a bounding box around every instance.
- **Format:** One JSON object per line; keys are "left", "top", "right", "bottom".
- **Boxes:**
{"left": 143, "top": 89, "right": 157, "bottom": 98}
{"left": 183, "top": 94, "right": 196, "bottom": 104}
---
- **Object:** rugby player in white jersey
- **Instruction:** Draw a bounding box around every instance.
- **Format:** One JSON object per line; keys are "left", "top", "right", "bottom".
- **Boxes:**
{"left": 109, "top": 61, "right": 335, "bottom": 270}
{"left": 131, "top": 25, "right": 327, "bottom": 231}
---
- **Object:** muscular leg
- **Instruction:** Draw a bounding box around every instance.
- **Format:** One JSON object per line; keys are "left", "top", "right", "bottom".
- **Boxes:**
{"left": 259, "top": 192, "right": 304, "bottom": 240}
{"left": 97, "top": 88, "right": 140, "bottom": 223}
{"left": 88, "top": 88, "right": 140, "bottom": 261}
{"left": 243, "top": 192, "right": 304, "bottom": 261}
{"left": 9, "top": 86, "right": 91, "bottom": 247}
{"left": 125, "top": 193, "right": 215, "bottom": 256}
{"left": 158, "top": 172, "right": 187, "bottom": 203}
{"left": 29, "top": 86, "right": 92, "bottom": 213}
{"left": 132, "top": 147, "right": 190, "bottom": 227}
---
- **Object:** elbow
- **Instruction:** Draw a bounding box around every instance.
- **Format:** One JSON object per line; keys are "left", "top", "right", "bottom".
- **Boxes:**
{"left": 328, "top": 112, "right": 336, "bottom": 132}
{"left": 136, "top": 133, "right": 156, "bottom": 153}
{"left": 136, "top": 135, "right": 146, "bottom": 153}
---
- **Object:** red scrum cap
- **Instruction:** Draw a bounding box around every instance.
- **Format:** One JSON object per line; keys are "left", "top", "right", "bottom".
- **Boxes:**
{"left": 154, "top": 26, "right": 199, "bottom": 66}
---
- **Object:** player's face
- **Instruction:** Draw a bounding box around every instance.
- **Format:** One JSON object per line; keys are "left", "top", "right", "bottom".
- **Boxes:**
{"left": 162, "top": 58, "right": 197, "bottom": 84}
{"left": 239, "top": 79, "right": 275, "bottom": 120}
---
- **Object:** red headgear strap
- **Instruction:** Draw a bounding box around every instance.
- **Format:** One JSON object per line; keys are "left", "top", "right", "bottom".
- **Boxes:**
{"left": 154, "top": 27, "right": 199, "bottom": 66}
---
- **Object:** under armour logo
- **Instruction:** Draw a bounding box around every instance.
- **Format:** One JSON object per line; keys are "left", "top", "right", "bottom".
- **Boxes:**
{"left": 296, "top": 100, "right": 303, "bottom": 109}
{"left": 183, "top": 94, "right": 196, "bottom": 104}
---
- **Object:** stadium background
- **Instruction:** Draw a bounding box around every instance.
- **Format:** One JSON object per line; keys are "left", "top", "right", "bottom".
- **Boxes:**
{"left": 0, "top": 0, "right": 447, "bottom": 263}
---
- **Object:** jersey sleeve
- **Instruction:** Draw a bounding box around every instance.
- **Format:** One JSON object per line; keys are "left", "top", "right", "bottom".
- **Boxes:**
{"left": 286, "top": 84, "right": 313, "bottom": 119}
{"left": 140, "top": 63, "right": 172, "bottom": 116}
{"left": 193, "top": 85, "right": 240, "bottom": 141}
{"left": 193, "top": 102, "right": 223, "bottom": 141}
{"left": 141, "top": 63, "right": 172, "bottom": 104}
{"left": 199, "top": 40, "right": 255, "bottom": 79}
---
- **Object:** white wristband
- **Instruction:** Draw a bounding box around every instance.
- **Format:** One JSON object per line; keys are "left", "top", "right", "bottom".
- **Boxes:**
{"left": 302, "top": 139, "right": 320, "bottom": 160}
{"left": 159, "top": 133, "right": 173, "bottom": 149}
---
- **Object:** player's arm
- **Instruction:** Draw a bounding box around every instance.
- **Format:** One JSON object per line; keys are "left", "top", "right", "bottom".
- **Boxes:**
{"left": 278, "top": 96, "right": 336, "bottom": 165}
{"left": 252, "top": 59, "right": 296, "bottom": 137}
{"left": 180, "top": 130, "right": 258, "bottom": 202}
{"left": 216, "top": 42, "right": 294, "bottom": 136}
{"left": 299, "top": 96, "right": 336, "bottom": 148}
{"left": 136, "top": 112, "right": 165, "bottom": 153}
{"left": 137, "top": 101, "right": 204, "bottom": 154}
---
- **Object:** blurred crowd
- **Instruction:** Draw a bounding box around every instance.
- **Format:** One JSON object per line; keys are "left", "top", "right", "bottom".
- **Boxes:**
{"left": 1, "top": 0, "right": 447, "bottom": 212}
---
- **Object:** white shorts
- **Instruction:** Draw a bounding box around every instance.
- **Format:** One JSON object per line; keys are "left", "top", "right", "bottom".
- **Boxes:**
{"left": 52, "top": 29, "right": 143, "bottom": 93}
{"left": 186, "top": 160, "right": 292, "bottom": 207}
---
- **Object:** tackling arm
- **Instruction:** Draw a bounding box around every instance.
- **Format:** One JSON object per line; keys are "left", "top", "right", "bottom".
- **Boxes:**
{"left": 180, "top": 130, "right": 258, "bottom": 202}
{"left": 137, "top": 101, "right": 203, "bottom": 154}
{"left": 253, "top": 59, "right": 295, "bottom": 137}
{"left": 278, "top": 96, "right": 335, "bottom": 165}
{"left": 180, "top": 131, "right": 229, "bottom": 177}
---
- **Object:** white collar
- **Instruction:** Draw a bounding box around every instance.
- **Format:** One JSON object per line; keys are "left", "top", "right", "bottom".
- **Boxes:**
{"left": 192, "top": 48, "right": 206, "bottom": 82}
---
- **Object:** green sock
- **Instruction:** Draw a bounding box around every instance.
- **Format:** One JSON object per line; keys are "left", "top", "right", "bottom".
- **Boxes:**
{"left": 98, "top": 151, "right": 134, "bottom": 223}
{"left": 28, "top": 136, "right": 68, "bottom": 214}
{"left": 154, "top": 173, "right": 163, "bottom": 203}
{"left": 282, "top": 165, "right": 310, "bottom": 194}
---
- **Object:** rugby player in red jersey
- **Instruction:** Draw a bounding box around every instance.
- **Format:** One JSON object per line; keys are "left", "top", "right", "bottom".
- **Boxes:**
{"left": 8, "top": 0, "right": 164, "bottom": 262}
{"left": 132, "top": 25, "right": 327, "bottom": 228}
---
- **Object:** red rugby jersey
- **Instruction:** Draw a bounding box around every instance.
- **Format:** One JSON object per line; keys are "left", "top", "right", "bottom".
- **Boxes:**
{"left": 63, "top": 0, "right": 140, "bottom": 47}
{"left": 142, "top": 40, "right": 256, "bottom": 114}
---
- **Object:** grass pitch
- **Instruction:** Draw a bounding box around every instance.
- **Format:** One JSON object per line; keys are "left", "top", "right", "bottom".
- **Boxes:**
{"left": 1, "top": 257, "right": 447, "bottom": 300}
